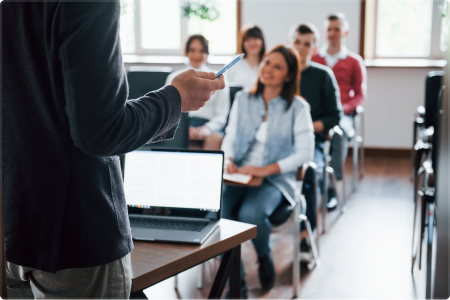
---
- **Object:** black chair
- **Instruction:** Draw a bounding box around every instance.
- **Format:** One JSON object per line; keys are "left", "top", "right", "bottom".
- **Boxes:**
{"left": 411, "top": 76, "right": 444, "bottom": 299}
{"left": 127, "top": 66, "right": 174, "bottom": 99}
{"left": 225, "top": 85, "right": 243, "bottom": 127}
{"left": 411, "top": 72, "right": 444, "bottom": 253}
{"left": 268, "top": 163, "right": 320, "bottom": 298}
{"left": 322, "top": 126, "right": 346, "bottom": 233}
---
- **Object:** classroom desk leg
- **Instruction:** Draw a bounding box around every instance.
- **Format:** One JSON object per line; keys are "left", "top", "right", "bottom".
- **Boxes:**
{"left": 130, "top": 289, "right": 146, "bottom": 299}
{"left": 208, "top": 245, "right": 241, "bottom": 299}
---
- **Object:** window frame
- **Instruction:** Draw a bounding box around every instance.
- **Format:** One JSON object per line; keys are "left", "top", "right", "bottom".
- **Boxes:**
{"left": 362, "top": 0, "right": 445, "bottom": 60}
{"left": 123, "top": 0, "right": 240, "bottom": 56}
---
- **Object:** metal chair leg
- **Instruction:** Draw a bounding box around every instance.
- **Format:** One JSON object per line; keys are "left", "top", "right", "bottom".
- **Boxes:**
{"left": 196, "top": 263, "right": 204, "bottom": 289}
{"left": 292, "top": 196, "right": 301, "bottom": 298}
{"left": 359, "top": 109, "right": 365, "bottom": 179}
{"left": 352, "top": 133, "right": 358, "bottom": 192}
{"left": 326, "top": 167, "right": 344, "bottom": 214}
{"left": 412, "top": 167, "right": 425, "bottom": 272}
{"left": 299, "top": 215, "right": 320, "bottom": 267}
{"left": 425, "top": 202, "right": 435, "bottom": 299}
{"left": 321, "top": 157, "right": 330, "bottom": 234}
{"left": 174, "top": 274, "right": 178, "bottom": 290}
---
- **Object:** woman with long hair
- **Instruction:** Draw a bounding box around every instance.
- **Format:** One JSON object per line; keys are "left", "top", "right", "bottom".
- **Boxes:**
{"left": 221, "top": 45, "right": 314, "bottom": 294}
{"left": 226, "top": 24, "right": 266, "bottom": 90}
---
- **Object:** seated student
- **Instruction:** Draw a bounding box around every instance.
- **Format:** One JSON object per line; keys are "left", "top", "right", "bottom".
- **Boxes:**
{"left": 311, "top": 13, "right": 367, "bottom": 186}
{"left": 221, "top": 45, "right": 314, "bottom": 294}
{"left": 226, "top": 24, "right": 266, "bottom": 90}
{"left": 165, "top": 35, "right": 230, "bottom": 149}
{"left": 287, "top": 22, "right": 342, "bottom": 262}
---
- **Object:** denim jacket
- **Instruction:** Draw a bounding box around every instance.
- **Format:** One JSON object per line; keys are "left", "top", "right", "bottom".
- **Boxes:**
{"left": 222, "top": 91, "right": 314, "bottom": 204}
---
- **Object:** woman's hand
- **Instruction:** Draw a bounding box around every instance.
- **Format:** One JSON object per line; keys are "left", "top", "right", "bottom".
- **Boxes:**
{"left": 237, "top": 163, "right": 281, "bottom": 177}
{"left": 237, "top": 166, "right": 267, "bottom": 177}
{"left": 224, "top": 158, "right": 238, "bottom": 174}
{"left": 189, "top": 126, "right": 211, "bottom": 140}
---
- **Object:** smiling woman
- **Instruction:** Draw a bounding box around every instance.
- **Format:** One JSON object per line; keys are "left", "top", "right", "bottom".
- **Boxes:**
{"left": 220, "top": 45, "right": 314, "bottom": 295}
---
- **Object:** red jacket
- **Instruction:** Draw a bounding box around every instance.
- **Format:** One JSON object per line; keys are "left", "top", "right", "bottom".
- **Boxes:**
{"left": 312, "top": 49, "right": 367, "bottom": 114}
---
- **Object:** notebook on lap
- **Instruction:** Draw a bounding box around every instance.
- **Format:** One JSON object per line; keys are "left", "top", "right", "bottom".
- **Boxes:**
{"left": 123, "top": 148, "right": 224, "bottom": 244}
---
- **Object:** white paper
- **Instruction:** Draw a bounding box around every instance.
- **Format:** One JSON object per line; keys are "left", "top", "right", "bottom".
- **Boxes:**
{"left": 223, "top": 173, "right": 252, "bottom": 184}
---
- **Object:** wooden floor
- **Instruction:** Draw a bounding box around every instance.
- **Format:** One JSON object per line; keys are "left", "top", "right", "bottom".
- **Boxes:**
{"left": 143, "top": 155, "right": 428, "bottom": 299}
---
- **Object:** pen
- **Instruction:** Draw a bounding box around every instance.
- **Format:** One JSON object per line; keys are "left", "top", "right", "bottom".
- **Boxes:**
{"left": 215, "top": 54, "right": 245, "bottom": 80}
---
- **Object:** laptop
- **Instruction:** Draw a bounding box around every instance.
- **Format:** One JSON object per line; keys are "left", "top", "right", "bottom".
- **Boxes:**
{"left": 123, "top": 148, "right": 224, "bottom": 244}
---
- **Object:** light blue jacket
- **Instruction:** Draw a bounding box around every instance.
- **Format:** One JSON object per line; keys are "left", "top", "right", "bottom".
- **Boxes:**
{"left": 222, "top": 91, "right": 314, "bottom": 204}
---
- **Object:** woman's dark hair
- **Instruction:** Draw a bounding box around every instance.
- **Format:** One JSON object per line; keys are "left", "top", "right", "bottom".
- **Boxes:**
{"left": 237, "top": 24, "right": 266, "bottom": 62}
{"left": 249, "top": 45, "right": 301, "bottom": 110}
{"left": 185, "top": 34, "right": 209, "bottom": 55}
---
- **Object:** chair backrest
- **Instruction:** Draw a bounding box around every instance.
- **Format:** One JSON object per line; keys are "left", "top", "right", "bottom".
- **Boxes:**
{"left": 225, "top": 86, "right": 244, "bottom": 127}
{"left": 424, "top": 71, "right": 445, "bottom": 128}
{"left": 269, "top": 163, "right": 316, "bottom": 226}
{"left": 432, "top": 87, "right": 444, "bottom": 175}
{"left": 127, "top": 66, "right": 174, "bottom": 100}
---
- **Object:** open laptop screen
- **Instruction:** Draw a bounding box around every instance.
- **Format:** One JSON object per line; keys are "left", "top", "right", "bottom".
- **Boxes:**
{"left": 123, "top": 149, "right": 224, "bottom": 218}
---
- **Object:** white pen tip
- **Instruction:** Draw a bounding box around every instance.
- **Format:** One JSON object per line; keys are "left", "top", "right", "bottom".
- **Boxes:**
{"left": 239, "top": 53, "right": 245, "bottom": 58}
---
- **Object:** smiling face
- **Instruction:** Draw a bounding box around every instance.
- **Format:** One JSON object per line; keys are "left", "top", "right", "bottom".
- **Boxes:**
{"left": 186, "top": 39, "right": 207, "bottom": 69}
{"left": 243, "top": 36, "right": 263, "bottom": 57}
{"left": 292, "top": 32, "right": 316, "bottom": 65}
{"left": 259, "top": 52, "right": 290, "bottom": 88}
{"left": 326, "top": 19, "right": 348, "bottom": 46}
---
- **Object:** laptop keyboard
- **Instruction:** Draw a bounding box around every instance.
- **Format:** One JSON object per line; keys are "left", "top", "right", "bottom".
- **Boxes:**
{"left": 129, "top": 217, "right": 208, "bottom": 232}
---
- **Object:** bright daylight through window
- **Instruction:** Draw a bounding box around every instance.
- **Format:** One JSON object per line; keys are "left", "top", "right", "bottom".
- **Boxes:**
{"left": 376, "top": 0, "right": 433, "bottom": 57}
{"left": 120, "top": 0, "right": 237, "bottom": 55}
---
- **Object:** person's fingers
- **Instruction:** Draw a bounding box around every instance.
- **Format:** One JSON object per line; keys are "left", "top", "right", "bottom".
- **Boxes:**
{"left": 195, "top": 71, "right": 212, "bottom": 79}
{"left": 207, "top": 75, "right": 225, "bottom": 91}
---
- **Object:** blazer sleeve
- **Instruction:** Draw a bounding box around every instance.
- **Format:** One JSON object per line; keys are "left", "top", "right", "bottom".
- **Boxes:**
{"left": 58, "top": 1, "right": 181, "bottom": 157}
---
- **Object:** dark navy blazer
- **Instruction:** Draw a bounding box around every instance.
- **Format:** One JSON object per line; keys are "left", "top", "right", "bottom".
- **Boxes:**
{"left": 2, "top": 0, "right": 181, "bottom": 272}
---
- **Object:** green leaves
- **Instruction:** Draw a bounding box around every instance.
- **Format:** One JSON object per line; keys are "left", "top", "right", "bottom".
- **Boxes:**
{"left": 182, "top": 1, "right": 220, "bottom": 21}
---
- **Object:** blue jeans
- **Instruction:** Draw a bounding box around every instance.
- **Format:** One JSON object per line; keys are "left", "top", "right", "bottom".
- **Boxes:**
{"left": 222, "top": 180, "right": 283, "bottom": 259}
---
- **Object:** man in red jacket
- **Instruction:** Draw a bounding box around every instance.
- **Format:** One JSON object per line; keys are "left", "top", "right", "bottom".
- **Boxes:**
{"left": 311, "top": 12, "right": 367, "bottom": 208}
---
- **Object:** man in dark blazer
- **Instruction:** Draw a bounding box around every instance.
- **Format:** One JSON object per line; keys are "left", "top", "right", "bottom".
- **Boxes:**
{"left": 2, "top": 1, "right": 225, "bottom": 298}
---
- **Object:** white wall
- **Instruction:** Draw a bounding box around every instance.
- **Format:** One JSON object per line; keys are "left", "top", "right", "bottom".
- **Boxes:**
{"left": 242, "top": 0, "right": 443, "bottom": 149}
{"left": 365, "top": 67, "right": 442, "bottom": 149}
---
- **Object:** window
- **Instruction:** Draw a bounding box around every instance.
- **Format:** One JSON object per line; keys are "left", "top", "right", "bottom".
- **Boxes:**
{"left": 120, "top": 0, "right": 237, "bottom": 55}
{"left": 364, "top": 0, "right": 445, "bottom": 59}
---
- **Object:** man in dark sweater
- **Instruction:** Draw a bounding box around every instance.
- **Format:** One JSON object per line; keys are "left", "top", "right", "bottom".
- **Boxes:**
{"left": 2, "top": 1, "right": 225, "bottom": 298}
{"left": 288, "top": 22, "right": 342, "bottom": 264}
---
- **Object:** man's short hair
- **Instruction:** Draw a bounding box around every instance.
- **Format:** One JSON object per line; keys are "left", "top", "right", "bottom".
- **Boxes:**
{"left": 288, "top": 22, "right": 320, "bottom": 45}
{"left": 325, "top": 12, "right": 349, "bottom": 32}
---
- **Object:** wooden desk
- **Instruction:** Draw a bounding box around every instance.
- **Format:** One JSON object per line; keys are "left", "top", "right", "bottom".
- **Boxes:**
{"left": 130, "top": 219, "right": 256, "bottom": 299}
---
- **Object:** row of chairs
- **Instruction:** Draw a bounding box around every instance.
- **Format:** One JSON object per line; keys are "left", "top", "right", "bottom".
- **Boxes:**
{"left": 411, "top": 71, "right": 444, "bottom": 299}
{"left": 126, "top": 66, "right": 365, "bottom": 297}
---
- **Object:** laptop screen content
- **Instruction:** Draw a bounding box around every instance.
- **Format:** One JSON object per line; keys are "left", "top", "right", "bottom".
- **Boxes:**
{"left": 123, "top": 150, "right": 224, "bottom": 216}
